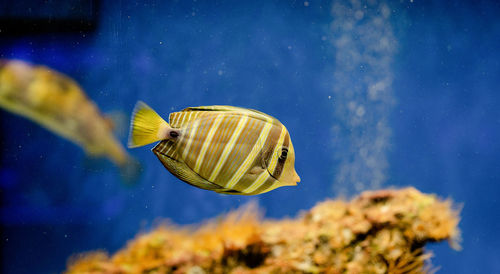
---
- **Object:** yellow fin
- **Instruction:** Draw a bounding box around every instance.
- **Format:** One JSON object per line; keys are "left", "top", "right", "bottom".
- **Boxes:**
{"left": 153, "top": 150, "right": 223, "bottom": 191}
{"left": 184, "top": 105, "right": 275, "bottom": 120}
{"left": 169, "top": 105, "right": 277, "bottom": 128}
{"left": 128, "top": 101, "right": 169, "bottom": 148}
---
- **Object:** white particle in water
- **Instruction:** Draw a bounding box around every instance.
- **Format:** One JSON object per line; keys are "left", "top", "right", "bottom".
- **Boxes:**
{"left": 356, "top": 105, "right": 365, "bottom": 117}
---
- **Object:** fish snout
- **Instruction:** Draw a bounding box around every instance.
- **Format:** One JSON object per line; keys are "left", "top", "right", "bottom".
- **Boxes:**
{"left": 294, "top": 170, "right": 301, "bottom": 183}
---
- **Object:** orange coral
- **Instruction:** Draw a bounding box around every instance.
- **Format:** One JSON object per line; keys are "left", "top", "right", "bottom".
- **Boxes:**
{"left": 66, "top": 187, "right": 461, "bottom": 274}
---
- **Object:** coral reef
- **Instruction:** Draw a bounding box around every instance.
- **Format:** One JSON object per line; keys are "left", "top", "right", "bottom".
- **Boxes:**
{"left": 66, "top": 188, "right": 461, "bottom": 273}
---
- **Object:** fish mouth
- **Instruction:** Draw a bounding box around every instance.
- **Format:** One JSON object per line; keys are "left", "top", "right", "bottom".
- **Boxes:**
{"left": 268, "top": 170, "right": 298, "bottom": 186}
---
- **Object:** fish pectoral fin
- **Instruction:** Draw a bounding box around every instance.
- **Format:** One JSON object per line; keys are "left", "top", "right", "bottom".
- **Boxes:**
{"left": 241, "top": 166, "right": 268, "bottom": 183}
{"left": 248, "top": 165, "right": 265, "bottom": 175}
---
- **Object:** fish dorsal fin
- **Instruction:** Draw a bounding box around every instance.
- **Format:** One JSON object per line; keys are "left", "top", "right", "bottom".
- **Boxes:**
{"left": 184, "top": 105, "right": 273, "bottom": 119}
{"left": 169, "top": 105, "right": 277, "bottom": 128}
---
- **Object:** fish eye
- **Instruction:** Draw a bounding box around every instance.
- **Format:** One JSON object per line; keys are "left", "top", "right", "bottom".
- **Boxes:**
{"left": 169, "top": 131, "right": 179, "bottom": 138}
{"left": 279, "top": 147, "right": 288, "bottom": 160}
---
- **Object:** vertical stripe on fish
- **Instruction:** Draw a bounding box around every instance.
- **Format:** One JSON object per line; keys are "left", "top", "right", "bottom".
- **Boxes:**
{"left": 224, "top": 118, "right": 273, "bottom": 189}
{"left": 193, "top": 116, "right": 224, "bottom": 173}
{"left": 208, "top": 115, "right": 249, "bottom": 181}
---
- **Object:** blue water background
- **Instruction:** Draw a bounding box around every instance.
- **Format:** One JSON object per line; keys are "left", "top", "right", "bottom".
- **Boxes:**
{"left": 1, "top": 0, "right": 499, "bottom": 273}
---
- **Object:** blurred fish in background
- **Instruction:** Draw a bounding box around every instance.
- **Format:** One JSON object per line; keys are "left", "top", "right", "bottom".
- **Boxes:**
{"left": 0, "top": 59, "right": 140, "bottom": 183}
{"left": 128, "top": 101, "right": 300, "bottom": 195}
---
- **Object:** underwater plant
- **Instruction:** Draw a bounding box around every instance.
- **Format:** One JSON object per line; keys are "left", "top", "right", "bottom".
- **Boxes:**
{"left": 66, "top": 187, "right": 460, "bottom": 273}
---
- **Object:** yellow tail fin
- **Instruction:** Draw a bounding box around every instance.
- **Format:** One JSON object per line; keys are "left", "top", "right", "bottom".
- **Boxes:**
{"left": 128, "top": 101, "right": 170, "bottom": 148}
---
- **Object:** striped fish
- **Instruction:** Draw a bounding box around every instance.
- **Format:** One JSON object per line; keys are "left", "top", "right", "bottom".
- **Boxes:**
{"left": 128, "top": 101, "right": 300, "bottom": 195}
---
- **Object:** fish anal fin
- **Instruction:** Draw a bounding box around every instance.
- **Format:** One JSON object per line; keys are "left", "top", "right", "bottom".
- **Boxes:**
{"left": 214, "top": 189, "right": 245, "bottom": 195}
{"left": 153, "top": 150, "right": 222, "bottom": 191}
